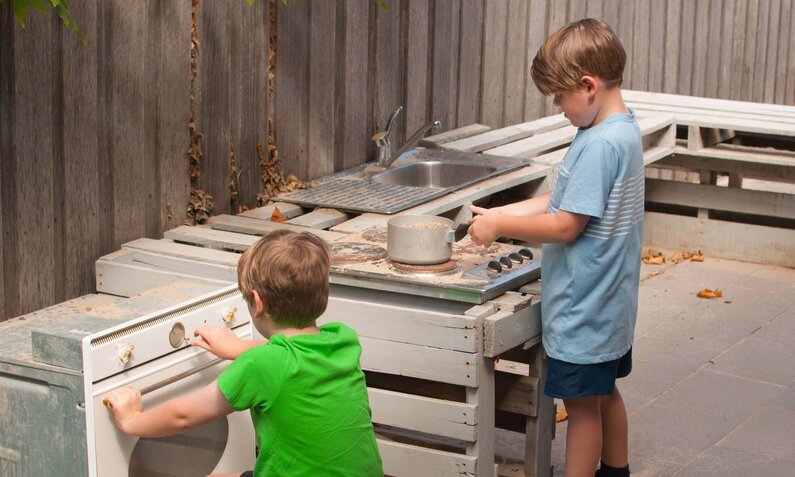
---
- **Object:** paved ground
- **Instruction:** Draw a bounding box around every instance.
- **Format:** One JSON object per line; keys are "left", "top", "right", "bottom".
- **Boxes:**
{"left": 496, "top": 255, "right": 795, "bottom": 477}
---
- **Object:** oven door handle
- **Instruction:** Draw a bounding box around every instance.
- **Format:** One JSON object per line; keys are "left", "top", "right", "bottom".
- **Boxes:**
{"left": 103, "top": 357, "right": 226, "bottom": 408}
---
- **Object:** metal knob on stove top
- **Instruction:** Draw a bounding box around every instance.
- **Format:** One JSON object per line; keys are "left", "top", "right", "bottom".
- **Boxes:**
{"left": 487, "top": 260, "right": 503, "bottom": 273}
{"left": 519, "top": 248, "right": 534, "bottom": 260}
{"left": 498, "top": 256, "right": 512, "bottom": 269}
{"left": 508, "top": 252, "right": 523, "bottom": 264}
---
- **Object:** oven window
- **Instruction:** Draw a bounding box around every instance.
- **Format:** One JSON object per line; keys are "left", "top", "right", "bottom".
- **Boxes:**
{"left": 129, "top": 417, "right": 229, "bottom": 476}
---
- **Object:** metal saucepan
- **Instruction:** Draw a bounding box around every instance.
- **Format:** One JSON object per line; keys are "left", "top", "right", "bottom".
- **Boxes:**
{"left": 386, "top": 215, "right": 469, "bottom": 265}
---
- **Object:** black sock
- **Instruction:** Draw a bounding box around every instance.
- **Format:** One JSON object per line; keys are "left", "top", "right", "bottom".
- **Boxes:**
{"left": 595, "top": 460, "right": 630, "bottom": 477}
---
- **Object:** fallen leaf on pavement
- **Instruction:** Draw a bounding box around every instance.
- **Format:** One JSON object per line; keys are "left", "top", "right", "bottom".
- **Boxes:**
{"left": 690, "top": 250, "right": 705, "bottom": 262}
{"left": 697, "top": 288, "right": 723, "bottom": 299}
{"left": 556, "top": 408, "right": 568, "bottom": 422}
{"left": 271, "top": 207, "right": 288, "bottom": 223}
{"left": 642, "top": 250, "right": 665, "bottom": 264}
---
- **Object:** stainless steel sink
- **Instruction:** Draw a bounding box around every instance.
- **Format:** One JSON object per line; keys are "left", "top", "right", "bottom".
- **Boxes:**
{"left": 371, "top": 161, "right": 497, "bottom": 189}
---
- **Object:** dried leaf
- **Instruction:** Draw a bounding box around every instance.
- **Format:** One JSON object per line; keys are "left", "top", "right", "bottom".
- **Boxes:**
{"left": 642, "top": 249, "right": 665, "bottom": 265}
{"left": 697, "top": 288, "right": 723, "bottom": 299}
{"left": 271, "top": 207, "right": 288, "bottom": 223}
{"left": 556, "top": 408, "right": 568, "bottom": 422}
{"left": 690, "top": 251, "right": 705, "bottom": 262}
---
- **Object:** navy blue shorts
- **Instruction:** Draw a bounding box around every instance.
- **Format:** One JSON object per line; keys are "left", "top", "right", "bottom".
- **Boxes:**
{"left": 544, "top": 348, "right": 632, "bottom": 399}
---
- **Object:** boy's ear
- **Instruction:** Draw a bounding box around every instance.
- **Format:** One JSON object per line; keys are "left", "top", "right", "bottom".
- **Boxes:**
{"left": 580, "top": 75, "right": 600, "bottom": 97}
{"left": 251, "top": 290, "right": 266, "bottom": 318}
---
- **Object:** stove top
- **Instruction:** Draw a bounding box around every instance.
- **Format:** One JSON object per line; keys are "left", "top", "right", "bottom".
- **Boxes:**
{"left": 329, "top": 229, "right": 541, "bottom": 303}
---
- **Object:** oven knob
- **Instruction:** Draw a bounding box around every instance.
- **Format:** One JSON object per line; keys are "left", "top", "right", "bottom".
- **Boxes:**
{"left": 487, "top": 260, "right": 503, "bottom": 273}
{"left": 222, "top": 307, "right": 237, "bottom": 324}
{"left": 169, "top": 322, "right": 187, "bottom": 348}
{"left": 498, "top": 256, "right": 513, "bottom": 269}
{"left": 118, "top": 344, "right": 135, "bottom": 365}
{"left": 519, "top": 248, "right": 534, "bottom": 261}
{"left": 508, "top": 252, "right": 523, "bottom": 264}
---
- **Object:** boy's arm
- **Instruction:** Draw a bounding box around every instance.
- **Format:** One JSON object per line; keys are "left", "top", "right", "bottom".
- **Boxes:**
{"left": 104, "top": 381, "right": 233, "bottom": 438}
{"left": 476, "top": 191, "right": 551, "bottom": 217}
{"left": 193, "top": 326, "right": 267, "bottom": 360}
{"left": 469, "top": 208, "right": 589, "bottom": 246}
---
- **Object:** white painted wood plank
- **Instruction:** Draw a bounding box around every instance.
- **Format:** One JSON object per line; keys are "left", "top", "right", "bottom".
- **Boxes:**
{"left": 657, "top": 154, "right": 795, "bottom": 183}
{"left": 623, "top": 89, "right": 795, "bottom": 117}
{"left": 95, "top": 259, "right": 230, "bottom": 298}
{"left": 442, "top": 114, "right": 569, "bottom": 153}
{"left": 643, "top": 212, "right": 795, "bottom": 268}
{"left": 322, "top": 296, "right": 479, "bottom": 353}
{"left": 123, "top": 238, "right": 241, "bottom": 267}
{"left": 465, "top": 314, "right": 495, "bottom": 476}
{"left": 330, "top": 212, "right": 391, "bottom": 234}
{"left": 369, "top": 388, "right": 477, "bottom": 442}
{"left": 484, "top": 126, "right": 579, "bottom": 158}
{"left": 483, "top": 303, "right": 542, "bottom": 358}
{"left": 238, "top": 202, "right": 305, "bottom": 220}
{"left": 209, "top": 214, "right": 347, "bottom": 242}
{"left": 377, "top": 439, "right": 477, "bottom": 477}
{"left": 419, "top": 123, "right": 492, "bottom": 147}
{"left": 359, "top": 336, "right": 478, "bottom": 387}
{"left": 286, "top": 208, "right": 350, "bottom": 229}
{"left": 645, "top": 178, "right": 795, "bottom": 219}
{"left": 124, "top": 248, "right": 238, "bottom": 282}
{"left": 628, "top": 101, "right": 795, "bottom": 125}
{"left": 165, "top": 225, "right": 259, "bottom": 251}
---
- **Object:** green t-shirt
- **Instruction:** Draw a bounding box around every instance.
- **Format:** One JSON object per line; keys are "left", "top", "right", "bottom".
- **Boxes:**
{"left": 217, "top": 322, "right": 383, "bottom": 477}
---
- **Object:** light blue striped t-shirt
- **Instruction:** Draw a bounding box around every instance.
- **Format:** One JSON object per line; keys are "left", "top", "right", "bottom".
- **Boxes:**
{"left": 541, "top": 111, "right": 643, "bottom": 364}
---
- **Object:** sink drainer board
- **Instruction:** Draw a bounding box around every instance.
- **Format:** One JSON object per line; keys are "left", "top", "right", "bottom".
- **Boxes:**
{"left": 278, "top": 177, "right": 447, "bottom": 214}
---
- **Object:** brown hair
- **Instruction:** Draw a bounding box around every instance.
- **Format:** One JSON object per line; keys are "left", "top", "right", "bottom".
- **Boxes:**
{"left": 531, "top": 18, "right": 626, "bottom": 96}
{"left": 237, "top": 230, "right": 331, "bottom": 327}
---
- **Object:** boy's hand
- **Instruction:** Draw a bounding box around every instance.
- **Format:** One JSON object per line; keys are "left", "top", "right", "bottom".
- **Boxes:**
{"left": 468, "top": 206, "right": 500, "bottom": 246}
{"left": 192, "top": 326, "right": 246, "bottom": 360}
{"left": 103, "top": 386, "right": 143, "bottom": 433}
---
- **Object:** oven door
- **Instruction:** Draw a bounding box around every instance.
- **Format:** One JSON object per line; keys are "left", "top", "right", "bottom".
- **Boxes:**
{"left": 87, "top": 331, "right": 256, "bottom": 477}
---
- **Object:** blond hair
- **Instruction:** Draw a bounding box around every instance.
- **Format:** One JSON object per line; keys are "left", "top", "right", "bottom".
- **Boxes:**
{"left": 237, "top": 230, "right": 331, "bottom": 327}
{"left": 531, "top": 18, "right": 626, "bottom": 96}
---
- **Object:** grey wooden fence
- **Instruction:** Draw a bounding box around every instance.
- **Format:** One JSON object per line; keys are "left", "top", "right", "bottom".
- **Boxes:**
{"left": 1, "top": 0, "right": 793, "bottom": 320}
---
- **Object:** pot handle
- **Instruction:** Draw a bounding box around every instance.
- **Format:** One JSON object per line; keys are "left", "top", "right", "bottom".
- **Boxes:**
{"left": 446, "top": 228, "right": 456, "bottom": 243}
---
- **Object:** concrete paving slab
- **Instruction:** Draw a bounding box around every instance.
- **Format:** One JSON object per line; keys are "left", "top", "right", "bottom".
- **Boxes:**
{"left": 768, "top": 382, "right": 795, "bottom": 411}
{"left": 650, "top": 369, "right": 782, "bottom": 424}
{"left": 719, "top": 407, "right": 795, "bottom": 462}
{"left": 753, "top": 305, "right": 795, "bottom": 345}
{"left": 745, "top": 264, "right": 795, "bottom": 292}
{"left": 674, "top": 445, "right": 795, "bottom": 477}
{"left": 629, "top": 403, "right": 737, "bottom": 465}
{"left": 709, "top": 337, "right": 795, "bottom": 386}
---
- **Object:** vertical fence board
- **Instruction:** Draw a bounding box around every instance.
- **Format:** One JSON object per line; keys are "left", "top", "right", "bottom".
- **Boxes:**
{"left": 547, "top": 0, "right": 569, "bottom": 116}
{"left": 308, "top": 1, "right": 337, "bottom": 180}
{"left": 677, "top": 1, "right": 696, "bottom": 95}
{"left": 196, "top": 1, "right": 232, "bottom": 210}
{"left": 787, "top": 1, "right": 795, "bottom": 104}
{"left": 567, "top": 0, "right": 587, "bottom": 21}
{"left": 339, "top": 1, "right": 369, "bottom": 169}
{"left": 480, "top": 1, "right": 507, "bottom": 127}
{"left": 12, "top": 13, "right": 57, "bottom": 316}
{"left": 753, "top": 0, "right": 771, "bottom": 101}
{"left": 632, "top": 0, "right": 651, "bottom": 92}
{"left": 524, "top": 0, "right": 548, "bottom": 120}
{"left": 374, "top": 0, "right": 402, "bottom": 144}
{"left": 503, "top": 0, "right": 528, "bottom": 126}
{"left": 775, "top": 0, "right": 792, "bottom": 104}
{"left": 730, "top": 0, "right": 749, "bottom": 100}
{"left": 663, "top": 0, "right": 681, "bottom": 94}
{"left": 742, "top": 0, "right": 760, "bottom": 101}
{"left": 718, "top": 0, "right": 736, "bottom": 99}
{"left": 0, "top": 5, "right": 11, "bottom": 318}
{"left": 236, "top": 0, "right": 268, "bottom": 206}
{"left": 63, "top": 1, "right": 99, "bottom": 300}
{"left": 457, "top": 0, "right": 483, "bottom": 128}
{"left": 690, "top": 0, "right": 710, "bottom": 97}
{"left": 431, "top": 0, "right": 460, "bottom": 129}
{"left": 617, "top": 1, "right": 634, "bottom": 88}
{"left": 405, "top": 0, "right": 431, "bottom": 137}
{"left": 602, "top": 0, "right": 619, "bottom": 31}
{"left": 763, "top": 0, "right": 780, "bottom": 103}
{"left": 586, "top": 0, "right": 604, "bottom": 20}
{"left": 703, "top": 0, "right": 722, "bottom": 98}
{"left": 275, "top": 0, "right": 309, "bottom": 177}
{"left": 647, "top": 0, "right": 665, "bottom": 93}
{"left": 157, "top": 0, "right": 192, "bottom": 225}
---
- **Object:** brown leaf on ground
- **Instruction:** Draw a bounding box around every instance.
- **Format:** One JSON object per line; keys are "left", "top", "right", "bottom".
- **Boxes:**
{"left": 271, "top": 207, "right": 288, "bottom": 223}
{"left": 556, "top": 408, "right": 568, "bottom": 422}
{"left": 642, "top": 249, "right": 665, "bottom": 264}
{"left": 697, "top": 288, "right": 723, "bottom": 299}
{"left": 690, "top": 251, "right": 705, "bottom": 262}
{"left": 645, "top": 270, "right": 664, "bottom": 279}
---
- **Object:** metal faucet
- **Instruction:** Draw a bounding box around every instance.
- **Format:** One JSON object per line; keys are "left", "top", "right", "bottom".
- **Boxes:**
{"left": 372, "top": 105, "right": 442, "bottom": 168}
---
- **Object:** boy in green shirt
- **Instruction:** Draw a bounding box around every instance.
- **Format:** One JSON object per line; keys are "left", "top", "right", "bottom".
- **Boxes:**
{"left": 104, "top": 230, "right": 383, "bottom": 477}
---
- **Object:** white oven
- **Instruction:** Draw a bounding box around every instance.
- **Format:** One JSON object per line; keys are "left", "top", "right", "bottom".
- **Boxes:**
{"left": 82, "top": 286, "right": 256, "bottom": 477}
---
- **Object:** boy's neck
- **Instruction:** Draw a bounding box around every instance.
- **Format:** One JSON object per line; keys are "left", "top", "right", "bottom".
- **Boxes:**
{"left": 258, "top": 316, "right": 320, "bottom": 339}
{"left": 589, "top": 87, "right": 628, "bottom": 128}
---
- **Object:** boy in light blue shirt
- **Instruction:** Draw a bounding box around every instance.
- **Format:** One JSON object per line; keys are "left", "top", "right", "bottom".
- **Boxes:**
{"left": 468, "top": 19, "right": 641, "bottom": 477}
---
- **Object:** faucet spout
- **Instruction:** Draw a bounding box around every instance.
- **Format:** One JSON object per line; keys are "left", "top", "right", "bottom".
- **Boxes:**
{"left": 381, "top": 120, "right": 442, "bottom": 168}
